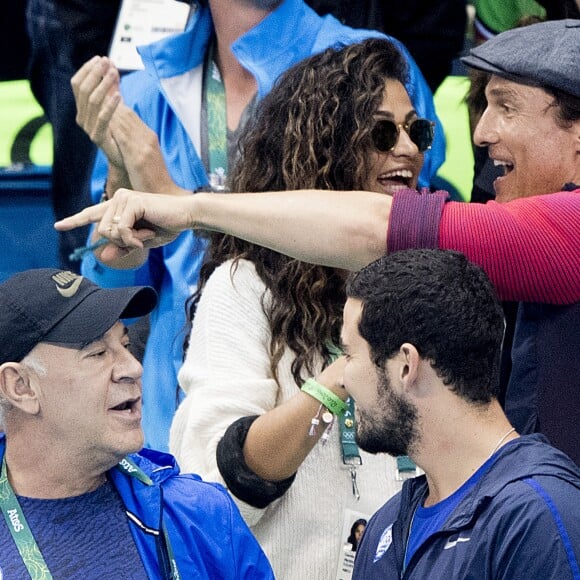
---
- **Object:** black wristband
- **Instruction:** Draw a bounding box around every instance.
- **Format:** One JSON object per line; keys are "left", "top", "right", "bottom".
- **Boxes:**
{"left": 216, "top": 415, "right": 296, "bottom": 509}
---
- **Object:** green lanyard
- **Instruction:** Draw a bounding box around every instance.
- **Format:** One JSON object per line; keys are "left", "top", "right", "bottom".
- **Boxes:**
{"left": 203, "top": 40, "right": 228, "bottom": 191}
{"left": 339, "top": 397, "right": 363, "bottom": 500}
{"left": 326, "top": 344, "right": 363, "bottom": 499}
{"left": 0, "top": 456, "right": 52, "bottom": 580}
{"left": 325, "top": 344, "right": 417, "bottom": 494}
{"left": 116, "top": 457, "right": 180, "bottom": 580}
{"left": 0, "top": 455, "right": 180, "bottom": 580}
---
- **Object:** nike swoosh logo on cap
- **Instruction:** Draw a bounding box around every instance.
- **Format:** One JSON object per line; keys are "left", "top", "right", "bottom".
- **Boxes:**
{"left": 52, "top": 272, "right": 84, "bottom": 298}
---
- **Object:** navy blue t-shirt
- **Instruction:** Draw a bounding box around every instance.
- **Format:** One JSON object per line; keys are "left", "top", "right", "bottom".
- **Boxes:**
{"left": 0, "top": 479, "right": 148, "bottom": 579}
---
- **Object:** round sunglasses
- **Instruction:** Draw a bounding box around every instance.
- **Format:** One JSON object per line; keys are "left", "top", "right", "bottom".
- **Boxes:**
{"left": 371, "top": 118, "right": 435, "bottom": 153}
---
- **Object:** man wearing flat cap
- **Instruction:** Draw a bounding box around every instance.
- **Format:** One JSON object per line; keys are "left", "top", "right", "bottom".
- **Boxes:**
{"left": 0, "top": 269, "right": 273, "bottom": 578}
{"left": 57, "top": 19, "right": 580, "bottom": 466}
{"left": 459, "top": 18, "right": 580, "bottom": 464}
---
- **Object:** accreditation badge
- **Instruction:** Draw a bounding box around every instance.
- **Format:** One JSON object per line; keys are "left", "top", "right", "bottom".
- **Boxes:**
{"left": 335, "top": 508, "right": 372, "bottom": 580}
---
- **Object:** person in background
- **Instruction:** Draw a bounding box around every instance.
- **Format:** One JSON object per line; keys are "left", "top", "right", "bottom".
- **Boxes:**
{"left": 26, "top": 0, "right": 121, "bottom": 271}
{"left": 341, "top": 249, "right": 580, "bottom": 579}
{"left": 347, "top": 519, "right": 367, "bottom": 552}
{"left": 305, "top": 0, "right": 466, "bottom": 93}
{"left": 472, "top": 0, "right": 579, "bottom": 41}
{"left": 169, "top": 39, "right": 430, "bottom": 579}
{"left": 0, "top": 269, "right": 273, "bottom": 578}
{"left": 71, "top": 0, "right": 444, "bottom": 452}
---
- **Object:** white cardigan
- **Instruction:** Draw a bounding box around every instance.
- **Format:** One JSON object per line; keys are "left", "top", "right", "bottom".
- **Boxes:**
{"left": 170, "top": 259, "right": 403, "bottom": 580}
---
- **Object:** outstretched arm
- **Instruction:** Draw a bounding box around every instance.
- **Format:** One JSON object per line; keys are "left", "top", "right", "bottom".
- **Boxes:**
{"left": 55, "top": 188, "right": 580, "bottom": 303}
{"left": 55, "top": 188, "right": 392, "bottom": 271}
{"left": 388, "top": 189, "right": 580, "bottom": 304}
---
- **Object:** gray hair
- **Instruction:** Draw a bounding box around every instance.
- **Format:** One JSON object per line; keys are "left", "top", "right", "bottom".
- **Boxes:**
{"left": 20, "top": 353, "right": 48, "bottom": 378}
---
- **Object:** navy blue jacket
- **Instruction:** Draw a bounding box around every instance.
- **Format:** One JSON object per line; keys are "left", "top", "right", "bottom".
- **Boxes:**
{"left": 506, "top": 302, "right": 580, "bottom": 464}
{"left": 354, "top": 435, "right": 580, "bottom": 579}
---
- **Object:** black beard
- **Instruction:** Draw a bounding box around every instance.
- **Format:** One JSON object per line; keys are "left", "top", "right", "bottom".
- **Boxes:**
{"left": 355, "top": 372, "right": 419, "bottom": 457}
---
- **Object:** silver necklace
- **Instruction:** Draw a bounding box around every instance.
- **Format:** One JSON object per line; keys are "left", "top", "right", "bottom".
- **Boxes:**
{"left": 489, "top": 427, "right": 516, "bottom": 459}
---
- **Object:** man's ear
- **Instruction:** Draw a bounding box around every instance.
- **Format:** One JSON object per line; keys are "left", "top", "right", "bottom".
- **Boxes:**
{"left": 0, "top": 363, "right": 41, "bottom": 415}
{"left": 397, "top": 343, "right": 421, "bottom": 392}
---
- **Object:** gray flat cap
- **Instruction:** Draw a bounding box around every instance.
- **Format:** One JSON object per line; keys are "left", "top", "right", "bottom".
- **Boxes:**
{"left": 462, "top": 19, "right": 580, "bottom": 97}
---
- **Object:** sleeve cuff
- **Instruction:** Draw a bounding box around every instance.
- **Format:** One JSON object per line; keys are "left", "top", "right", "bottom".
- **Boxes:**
{"left": 217, "top": 416, "right": 296, "bottom": 509}
{"left": 387, "top": 188, "right": 449, "bottom": 252}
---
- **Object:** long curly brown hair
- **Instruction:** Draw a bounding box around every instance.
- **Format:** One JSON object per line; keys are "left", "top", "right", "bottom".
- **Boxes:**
{"left": 187, "top": 38, "right": 409, "bottom": 387}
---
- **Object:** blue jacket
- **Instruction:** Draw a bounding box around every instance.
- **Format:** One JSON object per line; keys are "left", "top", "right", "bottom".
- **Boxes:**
{"left": 84, "top": 0, "right": 445, "bottom": 451}
{"left": 0, "top": 436, "right": 274, "bottom": 579}
{"left": 354, "top": 435, "right": 580, "bottom": 579}
{"left": 505, "top": 302, "right": 580, "bottom": 465}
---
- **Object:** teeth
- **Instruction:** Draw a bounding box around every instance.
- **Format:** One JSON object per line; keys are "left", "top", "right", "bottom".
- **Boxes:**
{"left": 493, "top": 159, "right": 512, "bottom": 167}
{"left": 381, "top": 169, "right": 413, "bottom": 179}
{"left": 112, "top": 399, "right": 136, "bottom": 411}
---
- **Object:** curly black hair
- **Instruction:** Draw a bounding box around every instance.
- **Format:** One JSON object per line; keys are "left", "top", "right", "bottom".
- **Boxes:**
{"left": 347, "top": 249, "right": 505, "bottom": 403}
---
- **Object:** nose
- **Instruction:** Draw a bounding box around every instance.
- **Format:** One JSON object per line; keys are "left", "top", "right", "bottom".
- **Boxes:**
{"left": 473, "top": 107, "right": 498, "bottom": 148}
{"left": 391, "top": 124, "right": 419, "bottom": 157}
{"left": 113, "top": 347, "right": 143, "bottom": 384}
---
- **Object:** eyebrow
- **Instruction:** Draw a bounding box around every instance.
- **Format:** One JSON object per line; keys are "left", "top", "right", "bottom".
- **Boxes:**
{"left": 373, "top": 109, "right": 418, "bottom": 123}
{"left": 486, "top": 86, "right": 523, "bottom": 103}
{"left": 80, "top": 325, "right": 129, "bottom": 350}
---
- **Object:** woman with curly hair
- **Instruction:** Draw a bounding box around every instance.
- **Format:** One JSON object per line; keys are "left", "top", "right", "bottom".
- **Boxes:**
{"left": 170, "top": 38, "right": 434, "bottom": 579}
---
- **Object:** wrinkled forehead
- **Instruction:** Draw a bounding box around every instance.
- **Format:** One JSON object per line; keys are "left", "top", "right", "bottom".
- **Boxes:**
{"left": 485, "top": 75, "right": 555, "bottom": 107}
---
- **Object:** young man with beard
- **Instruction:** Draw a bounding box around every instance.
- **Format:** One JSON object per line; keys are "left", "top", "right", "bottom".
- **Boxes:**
{"left": 340, "top": 249, "right": 580, "bottom": 579}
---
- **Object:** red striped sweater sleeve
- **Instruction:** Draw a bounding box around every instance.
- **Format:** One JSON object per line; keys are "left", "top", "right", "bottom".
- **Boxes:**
{"left": 388, "top": 189, "right": 580, "bottom": 304}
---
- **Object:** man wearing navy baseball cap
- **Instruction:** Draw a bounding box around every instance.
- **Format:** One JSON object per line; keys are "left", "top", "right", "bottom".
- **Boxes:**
{"left": 0, "top": 269, "right": 273, "bottom": 579}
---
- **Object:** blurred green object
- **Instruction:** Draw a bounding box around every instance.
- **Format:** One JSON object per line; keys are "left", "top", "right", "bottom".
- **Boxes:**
{"left": 434, "top": 76, "right": 474, "bottom": 201}
{"left": 0, "top": 80, "right": 53, "bottom": 167}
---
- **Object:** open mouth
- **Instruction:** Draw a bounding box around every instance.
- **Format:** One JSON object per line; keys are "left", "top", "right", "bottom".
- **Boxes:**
{"left": 377, "top": 169, "right": 414, "bottom": 192}
{"left": 493, "top": 159, "right": 514, "bottom": 176}
{"left": 109, "top": 397, "right": 140, "bottom": 414}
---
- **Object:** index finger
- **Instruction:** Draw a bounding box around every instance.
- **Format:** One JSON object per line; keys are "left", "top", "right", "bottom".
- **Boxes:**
{"left": 54, "top": 203, "right": 108, "bottom": 231}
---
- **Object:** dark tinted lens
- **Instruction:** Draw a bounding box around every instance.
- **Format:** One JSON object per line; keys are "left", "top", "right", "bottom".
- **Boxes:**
{"left": 409, "top": 119, "right": 434, "bottom": 152}
{"left": 371, "top": 120, "right": 398, "bottom": 152}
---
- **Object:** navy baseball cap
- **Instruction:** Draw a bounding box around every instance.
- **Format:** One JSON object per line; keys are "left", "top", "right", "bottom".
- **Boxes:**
{"left": 0, "top": 269, "right": 158, "bottom": 364}
{"left": 462, "top": 19, "right": 580, "bottom": 97}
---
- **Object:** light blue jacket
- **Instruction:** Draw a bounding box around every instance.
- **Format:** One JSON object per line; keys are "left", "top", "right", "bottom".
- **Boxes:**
{"left": 84, "top": 0, "right": 445, "bottom": 451}
{"left": 0, "top": 436, "right": 274, "bottom": 578}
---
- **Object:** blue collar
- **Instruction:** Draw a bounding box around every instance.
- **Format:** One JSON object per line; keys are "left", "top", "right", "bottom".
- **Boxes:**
{"left": 136, "top": 0, "right": 347, "bottom": 98}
